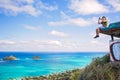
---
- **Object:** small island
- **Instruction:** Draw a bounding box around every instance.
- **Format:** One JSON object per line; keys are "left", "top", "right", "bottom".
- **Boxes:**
{"left": 33, "top": 56, "right": 40, "bottom": 60}
{"left": 3, "top": 55, "right": 17, "bottom": 61}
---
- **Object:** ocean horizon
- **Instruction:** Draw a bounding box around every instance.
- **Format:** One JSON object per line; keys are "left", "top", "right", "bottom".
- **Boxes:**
{"left": 0, "top": 52, "right": 107, "bottom": 80}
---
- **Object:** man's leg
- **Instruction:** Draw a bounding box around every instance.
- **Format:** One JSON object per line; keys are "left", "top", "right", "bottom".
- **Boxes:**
{"left": 96, "top": 28, "right": 100, "bottom": 35}
{"left": 94, "top": 28, "right": 100, "bottom": 38}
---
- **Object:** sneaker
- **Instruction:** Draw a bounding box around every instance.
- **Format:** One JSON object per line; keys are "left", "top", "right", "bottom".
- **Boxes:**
{"left": 94, "top": 35, "right": 99, "bottom": 38}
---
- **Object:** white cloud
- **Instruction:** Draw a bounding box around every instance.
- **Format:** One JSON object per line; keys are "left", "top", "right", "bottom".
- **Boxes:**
{"left": 24, "top": 25, "right": 38, "bottom": 30}
{"left": 32, "top": 40, "right": 62, "bottom": 46}
{"left": 60, "top": 11, "right": 70, "bottom": 19}
{"left": 0, "top": 40, "right": 16, "bottom": 45}
{"left": 0, "top": 39, "right": 62, "bottom": 47}
{"left": 0, "top": 39, "right": 81, "bottom": 51}
{"left": 0, "top": 39, "right": 62, "bottom": 51}
{"left": 0, "top": 0, "right": 40, "bottom": 16}
{"left": 17, "top": 0, "right": 33, "bottom": 4}
{"left": 49, "top": 30, "right": 69, "bottom": 37}
{"left": 0, "top": 39, "right": 109, "bottom": 51}
{"left": 89, "top": 39, "right": 109, "bottom": 51}
{"left": 0, "top": 0, "right": 57, "bottom": 16}
{"left": 107, "top": 0, "right": 120, "bottom": 11}
{"left": 91, "top": 40, "right": 105, "bottom": 46}
{"left": 48, "top": 21, "right": 68, "bottom": 27}
{"left": 61, "top": 41, "right": 80, "bottom": 49}
{"left": 69, "top": 0, "right": 108, "bottom": 15}
{"left": 48, "top": 16, "right": 97, "bottom": 27}
{"left": 35, "top": 1, "right": 58, "bottom": 11}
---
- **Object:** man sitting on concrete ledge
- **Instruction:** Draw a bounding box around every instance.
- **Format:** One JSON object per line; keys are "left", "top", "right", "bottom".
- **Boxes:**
{"left": 94, "top": 16, "right": 108, "bottom": 38}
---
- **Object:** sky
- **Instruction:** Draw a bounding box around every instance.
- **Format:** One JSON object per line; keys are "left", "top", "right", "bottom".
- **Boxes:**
{"left": 0, "top": 0, "right": 120, "bottom": 52}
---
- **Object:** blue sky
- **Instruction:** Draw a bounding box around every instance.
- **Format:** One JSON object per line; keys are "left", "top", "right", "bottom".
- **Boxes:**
{"left": 0, "top": 0, "right": 120, "bottom": 52}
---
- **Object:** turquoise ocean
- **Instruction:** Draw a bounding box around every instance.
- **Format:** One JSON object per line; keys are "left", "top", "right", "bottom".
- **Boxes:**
{"left": 0, "top": 52, "right": 107, "bottom": 80}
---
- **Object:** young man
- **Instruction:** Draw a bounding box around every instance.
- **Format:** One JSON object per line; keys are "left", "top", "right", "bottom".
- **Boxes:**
{"left": 94, "top": 16, "right": 108, "bottom": 38}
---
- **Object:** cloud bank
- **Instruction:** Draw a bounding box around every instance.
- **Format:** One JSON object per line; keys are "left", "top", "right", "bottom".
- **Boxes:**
{"left": 69, "top": 0, "right": 108, "bottom": 15}
{"left": 0, "top": 0, "right": 57, "bottom": 16}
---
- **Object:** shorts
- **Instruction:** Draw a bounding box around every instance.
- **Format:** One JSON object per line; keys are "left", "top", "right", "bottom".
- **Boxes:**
{"left": 99, "top": 26, "right": 106, "bottom": 29}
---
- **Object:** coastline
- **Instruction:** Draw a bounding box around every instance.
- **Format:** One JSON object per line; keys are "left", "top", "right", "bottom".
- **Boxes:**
{"left": 21, "top": 53, "right": 120, "bottom": 80}
{"left": 21, "top": 54, "right": 110, "bottom": 80}
{"left": 0, "top": 52, "right": 107, "bottom": 80}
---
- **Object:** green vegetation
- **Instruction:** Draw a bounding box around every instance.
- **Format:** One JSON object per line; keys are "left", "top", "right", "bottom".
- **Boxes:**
{"left": 22, "top": 69, "right": 83, "bottom": 80}
{"left": 79, "top": 54, "right": 120, "bottom": 80}
{"left": 22, "top": 54, "right": 120, "bottom": 80}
